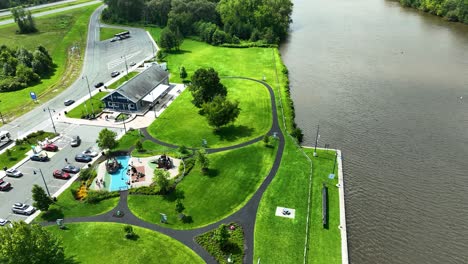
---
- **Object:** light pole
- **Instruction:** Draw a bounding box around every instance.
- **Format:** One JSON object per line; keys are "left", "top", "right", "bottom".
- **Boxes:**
{"left": 82, "top": 76, "right": 95, "bottom": 117}
{"left": 149, "top": 41, "right": 155, "bottom": 58}
{"left": 43, "top": 107, "right": 57, "bottom": 134}
{"left": 313, "top": 124, "right": 320, "bottom": 157}
{"left": 121, "top": 55, "right": 128, "bottom": 75}
{"left": 0, "top": 100, "right": 5, "bottom": 124}
{"left": 33, "top": 168, "right": 51, "bottom": 197}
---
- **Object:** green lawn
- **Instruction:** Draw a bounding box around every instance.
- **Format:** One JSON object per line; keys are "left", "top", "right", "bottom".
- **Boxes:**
{"left": 40, "top": 181, "right": 119, "bottom": 220}
{"left": 0, "top": 4, "right": 100, "bottom": 120}
{"left": 107, "top": 71, "right": 139, "bottom": 89}
{"left": 147, "top": 78, "right": 272, "bottom": 148}
{"left": 128, "top": 141, "right": 277, "bottom": 229}
{"left": 46, "top": 223, "right": 204, "bottom": 264}
{"left": 254, "top": 146, "right": 341, "bottom": 264}
{"left": 132, "top": 140, "right": 182, "bottom": 158}
{"left": 0, "top": 131, "right": 56, "bottom": 168}
{"left": 99, "top": 27, "right": 123, "bottom": 41}
{"left": 113, "top": 129, "right": 144, "bottom": 152}
{"left": 65, "top": 91, "right": 108, "bottom": 118}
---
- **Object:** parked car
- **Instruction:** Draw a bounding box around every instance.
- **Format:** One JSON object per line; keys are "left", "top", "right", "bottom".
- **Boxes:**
{"left": 82, "top": 147, "right": 98, "bottom": 157}
{"left": 0, "top": 179, "right": 11, "bottom": 191}
{"left": 0, "top": 218, "right": 10, "bottom": 226}
{"left": 12, "top": 203, "right": 36, "bottom": 215}
{"left": 5, "top": 168, "right": 22, "bottom": 178}
{"left": 53, "top": 170, "right": 71, "bottom": 180}
{"left": 129, "top": 62, "right": 136, "bottom": 67}
{"left": 64, "top": 99, "right": 75, "bottom": 106}
{"left": 110, "top": 37, "right": 118, "bottom": 42}
{"left": 42, "top": 143, "right": 58, "bottom": 152}
{"left": 111, "top": 71, "right": 120, "bottom": 78}
{"left": 75, "top": 154, "right": 92, "bottom": 163}
{"left": 62, "top": 165, "right": 80, "bottom": 174}
{"left": 30, "top": 153, "right": 49, "bottom": 162}
{"left": 94, "top": 82, "right": 104, "bottom": 88}
{"left": 71, "top": 136, "right": 81, "bottom": 147}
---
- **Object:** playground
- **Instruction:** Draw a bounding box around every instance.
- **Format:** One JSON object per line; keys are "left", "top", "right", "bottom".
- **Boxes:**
{"left": 92, "top": 155, "right": 181, "bottom": 191}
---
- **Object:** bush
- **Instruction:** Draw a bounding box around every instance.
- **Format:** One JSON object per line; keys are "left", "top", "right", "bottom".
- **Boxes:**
{"left": 79, "top": 168, "right": 96, "bottom": 182}
{"left": 129, "top": 186, "right": 160, "bottom": 195}
{"left": 291, "top": 127, "right": 304, "bottom": 143}
{"left": 85, "top": 190, "right": 119, "bottom": 204}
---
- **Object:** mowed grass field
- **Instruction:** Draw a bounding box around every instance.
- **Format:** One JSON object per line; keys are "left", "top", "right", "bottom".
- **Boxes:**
{"left": 0, "top": 0, "right": 95, "bottom": 21}
{"left": 65, "top": 91, "right": 108, "bottom": 118}
{"left": 147, "top": 78, "right": 272, "bottom": 148}
{"left": 46, "top": 223, "right": 204, "bottom": 264}
{"left": 0, "top": 4, "right": 100, "bottom": 119}
{"left": 128, "top": 142, "right": 277, "bottom": 229}
{"left": 254, "top": 146, "right": 341, "bottom": 264}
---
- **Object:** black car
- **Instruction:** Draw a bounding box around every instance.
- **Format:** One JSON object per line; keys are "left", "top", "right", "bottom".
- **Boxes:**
{"left": 75, "top": 154, "right": 92, "bottom": 163}
{"left": 30, "top": 153, "right": 49, "bottom": 162}
{"left": 62, "top": 164, "right": 80, "bottom": 174}
{"left": 111, "top": 71, "right": 120, "bottom": 78}
{"left": 64, "top": 99, "right": 75, "bottom": 106}
{"left": 94, "top": 82, "right": 104, "bottom": 88}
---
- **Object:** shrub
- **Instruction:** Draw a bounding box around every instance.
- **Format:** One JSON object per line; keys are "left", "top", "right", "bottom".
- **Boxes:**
{"left": 129, "top": 186, "right": 160, "bottom": 195}
{"left": 79, "top": 168, "right": 96, "bottom": 182}
{"left": 85, "top": 190, "right": 119, "bottom": 204}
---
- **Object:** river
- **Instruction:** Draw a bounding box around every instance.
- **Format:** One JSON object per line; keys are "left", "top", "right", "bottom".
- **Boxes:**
{"left": 280, "top": 0, "right": 468, "bottom": 263}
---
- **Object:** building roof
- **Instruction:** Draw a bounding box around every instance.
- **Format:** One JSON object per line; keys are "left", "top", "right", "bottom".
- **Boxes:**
{"left": 102, "top": 64, "right": 169, "bottom": 103}
{"left": 142, "top": 84, "right": 170, "bottom": 102}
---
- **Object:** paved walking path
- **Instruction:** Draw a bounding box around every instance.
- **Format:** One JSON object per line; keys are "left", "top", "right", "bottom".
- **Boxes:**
{"left": 41, "top": 77, "right": 286, "bottom": 264}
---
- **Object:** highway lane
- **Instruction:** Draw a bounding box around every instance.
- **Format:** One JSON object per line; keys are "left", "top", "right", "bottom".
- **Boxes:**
{"left": 0, "top": 5, "right": 155, "bottom": 221}
{"left": 0, "top": 0, "right": 78, "bottom": 17}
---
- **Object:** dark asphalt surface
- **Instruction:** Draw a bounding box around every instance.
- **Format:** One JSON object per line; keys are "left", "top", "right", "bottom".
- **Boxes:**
{"left": 42, "top": 79, "right": 285, "bottom": 263}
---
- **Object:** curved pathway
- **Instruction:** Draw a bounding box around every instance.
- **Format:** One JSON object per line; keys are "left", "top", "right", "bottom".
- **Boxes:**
{"left": 42, "top": 78, "right": 285, "bottom": 264}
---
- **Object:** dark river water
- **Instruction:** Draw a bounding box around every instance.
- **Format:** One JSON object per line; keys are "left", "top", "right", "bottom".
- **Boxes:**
{"left": 280, "top": 0, "right": 468, "bottom": 263}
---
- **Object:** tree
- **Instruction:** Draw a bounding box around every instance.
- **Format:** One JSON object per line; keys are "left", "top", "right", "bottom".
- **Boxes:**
{"left": 153, "top": 169, "right": 170, "bottom": 193}
{"left": 175, "top": 199, "right": 185, "bottom": 213}
{"left": 189, "top": 68, "right": 227, "bottom": 107}
{"left": 214, "top": 224, "right": 230, "bottom": 248}
{"left": 32, "top": 184, "right": 53, "bottom": 211}
{"left": 195, "top": 149, "right": 209, "bottom": 173}
{"left": 15, "top": 64, "right": 39, "bottom": 85}
{"left": 179, "top": 66, "right": 187, "bottom": 80}
{"left": 11, "top": 6, "right": 37, "bottom": 34}
{"left": 123, "top": 225, "right": 137, "bottom": 239}
{"left": 96, "top": 128, "right": 117, "bottom": 151}
{"left": 135, "top": 140, "right": 143, "bottom": 152}
{"left": 263, "top": 134, "right": 270, "bottom": 146}
{"left": 202, "top": 95, "right": 240, "bottom": 129}
{"left": 0, "top": 222, "right": 65, "bottom": 264}
{"left": 159, "top": 27, "right": 183, "bottom": 51}
{"left": 145, "top": 0, "right": 171, "bottom": 26}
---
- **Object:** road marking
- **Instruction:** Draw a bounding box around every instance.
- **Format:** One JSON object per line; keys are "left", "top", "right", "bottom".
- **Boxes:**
{"left": 107, "top": 50, "right": 141, "bottom": 70}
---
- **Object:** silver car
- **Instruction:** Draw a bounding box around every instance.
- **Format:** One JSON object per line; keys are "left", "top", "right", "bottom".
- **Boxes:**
{"left": 71, "top": 136, "right": 81, "bottom": 147}
{"left": 0, "top": 218, "right": 10, "bottom": 226}
{"left": 5, "top": 168, "right": 23, "bottom": 178}
{"left": 12, "top": 203, "right": 36, "bottom": 215}
{"left": 82, "top": 147, "right": 99, "bottom": 157}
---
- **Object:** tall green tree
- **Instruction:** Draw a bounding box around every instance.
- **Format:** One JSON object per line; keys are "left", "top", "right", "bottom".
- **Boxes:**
{"left": 96, "top": 128, "right": 117, "bottom": 151}
{"left": 159, "top": 28, "right": 183, "bottom": 51}
{"left": 32, "top": 184, "right": 53, "bottom": 211}
{"left": 153, "top": 169, "right": 170, "bottom": 193}
{"left": 0, "top": 222, "right": 65, "bottom": 264}
{"left": 179, "top": 66, "right": 187, "bottom": 80}
{"left": 214, "top": 224, "right": 230, "bottom": 248}
{"left": 195, "top": 149, "right": 209, "bottom": 173}
{"left": 189, "top": 68, "right": 227, "bottom": 107}
{"left": 145, "top": 0, "right": 171, "bottom": 26}
{"left": 102, "top": 0, "right": 145, "bottom": 23}
{"left": 11, "top": 6, "right": 37, "bottom": 34}
{"left": 202, "top": 95, "right": 240, "bottom": 129}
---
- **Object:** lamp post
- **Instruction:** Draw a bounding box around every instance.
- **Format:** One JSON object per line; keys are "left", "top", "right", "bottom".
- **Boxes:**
{"left": 121, "top": 55, "right": 128, "bottom": 75}
{"left": 43, "top": 107, "right": 57, "bottom": 134}
{"left": 313, "top": 124, "right": 320, "bottom": 157}
{"left": 33, "top": 168, "right": 51, "bottom": 197}
{"left": 82, "top": 76, "right": 95, "bottom": 117}
{"left": 149, "top": 41, "right": 155, "bottom": 58}
{"left": 0, "top": 100, "right": 5, "bottom": 124}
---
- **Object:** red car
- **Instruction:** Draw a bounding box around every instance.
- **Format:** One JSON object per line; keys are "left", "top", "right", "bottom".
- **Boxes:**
{"left": 43, "top": 143, "right": 58, "bottom": 152}
{"left": 0, "top": 179, "right": 12, "bottom": 191}
{"left": 53, "top": 170, "right": 71, "bottom": 180}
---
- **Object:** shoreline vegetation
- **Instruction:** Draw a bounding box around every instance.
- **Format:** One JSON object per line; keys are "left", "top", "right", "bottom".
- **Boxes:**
{"left": 398, "top": 0, "right": 468, "bottom": 24}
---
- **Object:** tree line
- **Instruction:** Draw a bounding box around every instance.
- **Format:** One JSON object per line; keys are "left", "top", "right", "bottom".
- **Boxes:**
{"left": 0, "top": 45, "right": 54, "bottom": 92}
{"left": 400, "top": 0, "right": 468, "bottom": 24}
{"left": 0, "top": 0, "right": 61, "bottom": 9}
{"left": 102, "top": 0, "right": 293, "bottom": 45}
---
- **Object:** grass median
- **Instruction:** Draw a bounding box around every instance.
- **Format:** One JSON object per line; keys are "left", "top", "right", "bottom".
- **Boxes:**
{"left": 65, "top": 92, "right": 108, "bottom": 119}
{"left": 128, "top": 141, "right": 277, "bottom": 229}
{"left": 46, "top": 222, "right": 204, "bottom": 264}
{"left": 107, "top": 71, "right": 139, "bottom": 89}
{"left": 0, "top": 3, "right": 101, "bottom": 120}
{"left": 147, "top": 78, "right": 272, "bottom": 148}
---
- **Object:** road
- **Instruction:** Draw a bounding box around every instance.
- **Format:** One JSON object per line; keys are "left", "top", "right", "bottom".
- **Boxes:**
{"left": 0, "top": 4, "right": 155, "bottom": 222}
{"left": 0, "top": 0, "right": 79, "bottom": 17}
{"left": 0, "top": 0, "right": 102, "bottom": 26}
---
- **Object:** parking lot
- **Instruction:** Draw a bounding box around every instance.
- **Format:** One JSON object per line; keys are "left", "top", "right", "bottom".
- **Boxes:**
{"left": 0, "top": 125, "right": 119, "bottom": 222}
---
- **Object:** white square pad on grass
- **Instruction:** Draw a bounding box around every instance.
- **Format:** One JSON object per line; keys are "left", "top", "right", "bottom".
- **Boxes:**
{"left": 275, "top": 207, "right": 296, "bottom": 219}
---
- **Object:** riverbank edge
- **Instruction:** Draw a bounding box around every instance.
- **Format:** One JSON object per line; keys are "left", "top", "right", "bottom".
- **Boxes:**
{"left": 302, "top": 146, "right": 348, "bottom": 264}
